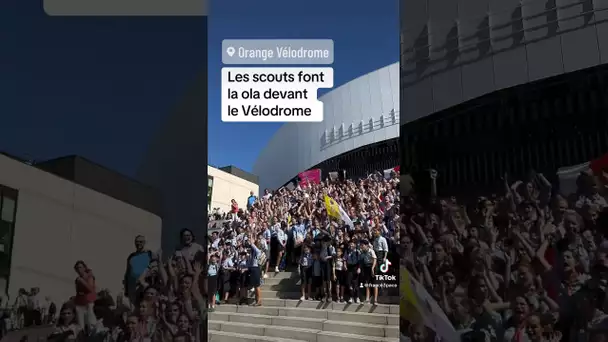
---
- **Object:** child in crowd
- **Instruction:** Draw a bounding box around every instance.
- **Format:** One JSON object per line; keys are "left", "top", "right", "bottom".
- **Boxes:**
{"left": 346, "top": 240, "right": 361, "bottom": 303}
{"left": 299, "top": 245, "right": 313, "bottom": 301}
{"left": 236, "top": 252, "right": 249, "bottom": 305}
{"left": 311, "top": 252, "right": 323, "bottom": 301}
{"left": 220, "top": 250, "right": 234, "bottom": 304}
{"left": 319, "top": 236, "right": 336, "bottom": 303}
{"left": 334, "top": 248, "right": 346, "bottom": 303}
{"left": 206, "top": 254, "right": 219, "bottom": 312}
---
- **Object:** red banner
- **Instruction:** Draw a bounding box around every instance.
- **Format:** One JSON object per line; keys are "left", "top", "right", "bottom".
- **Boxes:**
{"left": 298, "top": 169, "right": 321, "bottom": 187}
{"left": 590, "top": 153, "right": 608, "bottom": 173}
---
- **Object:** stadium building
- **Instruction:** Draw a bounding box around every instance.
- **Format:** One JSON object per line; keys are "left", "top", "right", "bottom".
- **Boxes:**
{"left": 253, "top": 63, "right": 400, "bottom": 191}
{"left": 400, "top": 0, "right": 608, "bottom": 196}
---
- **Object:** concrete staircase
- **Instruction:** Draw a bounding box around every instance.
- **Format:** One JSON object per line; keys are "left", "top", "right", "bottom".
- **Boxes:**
{"left": 209, "top": 271, "right": 399, "bottom": 342}
{"left": 0, "top": 325, "right": 55, "bottom": 342}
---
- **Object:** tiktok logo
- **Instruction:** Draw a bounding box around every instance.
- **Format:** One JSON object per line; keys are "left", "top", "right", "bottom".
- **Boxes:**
{"left": 379, "top": 259, "right": 392, "bottom": 273}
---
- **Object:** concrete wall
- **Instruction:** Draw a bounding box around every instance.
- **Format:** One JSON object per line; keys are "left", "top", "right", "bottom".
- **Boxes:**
{"left": 208, "top": 166, "right": 258, "bottom": 213}
{"left": 0, "top": 154, "right": 161, "bottom": 303}
{"left": 253, "top": 63, "right": 400, "bottom": 191}
{"left": 400, "top": 0, "right": 608, "bottom": 124}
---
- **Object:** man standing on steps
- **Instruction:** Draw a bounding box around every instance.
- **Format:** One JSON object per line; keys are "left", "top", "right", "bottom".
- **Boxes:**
{"left": 247, "top": 191, "right": 257, "bottom": 211}
{"left": 246, "top": 234, "right": 263, "bottom": 306}
{"left": 372, "top": 228, "right": 389, "bottom": 303}
{"left": 123, "top": 235, "right": 152, "bottom": 306}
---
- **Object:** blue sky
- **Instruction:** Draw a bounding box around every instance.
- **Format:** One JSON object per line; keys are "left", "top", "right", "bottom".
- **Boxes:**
{"left": 0, "top": 0, "right": 206, "bottom": 176}
{"left": 0, "top": 0, "right": 397, "bottom": 177}
{"left": 208, "top": 0, "right": 399, "bottom": 172}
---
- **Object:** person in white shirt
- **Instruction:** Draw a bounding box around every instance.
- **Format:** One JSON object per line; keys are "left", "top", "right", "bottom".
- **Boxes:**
{"left": 26, "top": 287, "right": 42, "bottom": 327}
{"left": 291, "top": 217, "right": 307, "bottom": 266}
{"left": 256, "top": 232, "right": 270, "bottom": 278}
{"left": 372, "top": 229, "right": 389, "bottom": 303}
{"left": 271, "top": 222, "right": 287, "bottom": 273}
{"left": 179, "top": 229, "right": 204, "bottom": 263}
{"left": 13, "top": 288, "right": 27, "bottom": 330}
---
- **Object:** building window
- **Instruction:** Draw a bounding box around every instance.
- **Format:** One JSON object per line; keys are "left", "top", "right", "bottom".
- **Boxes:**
{"left": 0, "top": 186, "right": 17, "bottom": 290}
{"left": 207, "top": 176, "right": 214, "bottom": 211}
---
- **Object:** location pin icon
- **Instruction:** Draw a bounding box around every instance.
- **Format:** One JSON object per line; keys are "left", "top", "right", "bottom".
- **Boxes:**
{"left": 226, "top": 46, "right": 235, "bottom": 57}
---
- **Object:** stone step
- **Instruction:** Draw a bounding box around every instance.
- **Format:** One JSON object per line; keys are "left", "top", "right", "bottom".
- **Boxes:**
{"left": 213, "top": 306, "right": 398, "bottom": 325}
{"left": 211, "top": 312, "right": 399, "bottom": 337}
{"left": 260, "top": 286, "right": 400, "bottom": 301}
{"left": 317, "top": 331, "right": 398, "bottom": 342}
{"left": 262, "top": 290, "right": 301, "bottom": 299}
{"left": 258, "top": 288, "right": 400, "bottom": 305}
{"left": 1, "top": 325, "right": 55, "bottom": 342}
{"left": 208, "top": 321, "right": 320, "bottom": 342}
{"left": 265, "top": 271, "right": 299, "bottom": 280}
{"left": 211, "top": 311, "right": 326, "bottom": 330}
{"left": 263, "top": 276, "right": 300, "bottom": 286}
{"left": 209, "top": 321, "right": 398, "bottom": 342}
{"left": 259, "top": 298, "right": 399, "bottom": 314}
{"left": 258, "top": 288, "right": 399, "bottom": 304}
{"left": 263, "top": 283, "right": 301, "bottom": 291}
{"left": 209, "top": 330, "right": 308, "bottom": 342}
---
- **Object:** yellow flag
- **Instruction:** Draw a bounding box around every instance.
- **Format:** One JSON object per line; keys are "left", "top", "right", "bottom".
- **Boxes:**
{"left": 400, "top": 267, "right": 458, "bottom": 342}
{"left": 324, "top": 195, "right": 341, "bottom": 220}
{"left": 400, "top": 267, "right": 422, "bottom": 323}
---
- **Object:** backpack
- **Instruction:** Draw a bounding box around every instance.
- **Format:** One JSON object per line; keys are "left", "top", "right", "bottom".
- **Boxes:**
{"left": 362, "top": 251, "right": 373, "bottom": 266}
{"left": 257, "top": 249, "right": 267, "bottom": 266}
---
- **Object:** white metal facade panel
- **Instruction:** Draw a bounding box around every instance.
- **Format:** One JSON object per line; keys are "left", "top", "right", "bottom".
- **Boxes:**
{"left": 252, "top": 63, "right": 400, "bottom": 191}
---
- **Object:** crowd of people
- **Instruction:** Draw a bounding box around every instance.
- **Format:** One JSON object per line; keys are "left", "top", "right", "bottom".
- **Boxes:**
{"left": 400, "top": 169, "right": 608, "bottom": 342}
{"left": 207, "top": 170, "right": 400, "bottom": 308}
{"left": 0, "top": 287, "right": 56, "bottom": 339}
{"left": 22, "top": 230, "right": 206, "bottom": 342}
{"left": 3, "top": 169, "right": 399, "bottom": 342}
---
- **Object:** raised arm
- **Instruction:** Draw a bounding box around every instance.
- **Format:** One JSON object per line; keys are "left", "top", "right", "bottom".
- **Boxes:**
{"left": 167, "top": 256, "right": 179, "bottom": 292}
{"left": 137, "top": 268, "right": 150, "bottom": 288}
{"left": 535, "top": 239, "right": 553, "bottom": 273}
{"left": 158, "top": 251, "right": 169, "bottom": 287}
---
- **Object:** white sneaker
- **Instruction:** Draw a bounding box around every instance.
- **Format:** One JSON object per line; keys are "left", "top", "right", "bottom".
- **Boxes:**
{"left": 263, "top": 274, "right": 268, "bottom": 279}
{"left": 347, "top": 298, "right": 353, "bottom": 304}
{"left": 300, "top": 296, "right": 305, "bottom": 301}
{"left": 355, "top": 298, "right": 360, "bottom": 304}
{"left": 275, "top": 267, "right": 279, "bottom": 272}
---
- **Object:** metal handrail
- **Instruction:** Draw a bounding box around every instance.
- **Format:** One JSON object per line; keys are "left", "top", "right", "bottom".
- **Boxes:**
{"left": 401, "top": 0, "right": 593, "bottom": 39}
{"left": 401, "top": 6, "right": 607, "bottom": 66}
{"left": 401, "top": 0, "right": 602, "bottom": 62}
{"left": 320, "top": 111, "right": 401, "bottom": 149}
